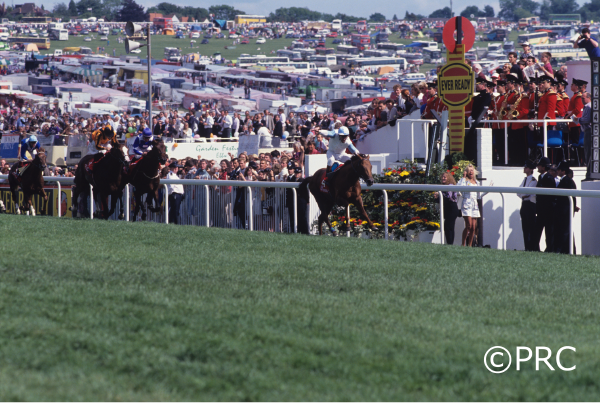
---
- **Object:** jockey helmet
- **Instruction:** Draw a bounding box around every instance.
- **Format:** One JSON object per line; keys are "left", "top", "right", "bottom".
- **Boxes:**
{"left": 142, "top": 128, "right": 152, "bottom": 137}
{"left": 337, "top": 126, "right": 349, "bottom": 137}
{"left": 28, "top": 135, "right": 37, "bottom": 143}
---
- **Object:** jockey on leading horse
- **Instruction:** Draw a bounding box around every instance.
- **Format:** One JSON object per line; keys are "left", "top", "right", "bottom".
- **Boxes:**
{"left": 320, "top": 123, "right": 361, "bottom": 191}
{"left": 16, "top": 134, "right": 41, "bottom": 176}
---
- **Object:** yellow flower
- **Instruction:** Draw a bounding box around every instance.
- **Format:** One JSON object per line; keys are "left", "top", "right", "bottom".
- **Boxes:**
{"left": 373, "top": 223, "right": 382, "bottom": 226}
{"left": 331, "top": 221, "right": 338, "bottom": 226}
{"left": 361, "top": 221, "right": 367, "bottom": 225}
{"left": 400, "top": 171, "right": 409, "bottom": 177}
{"left": 385, "top": 171, "right": 392, "bottom": 176}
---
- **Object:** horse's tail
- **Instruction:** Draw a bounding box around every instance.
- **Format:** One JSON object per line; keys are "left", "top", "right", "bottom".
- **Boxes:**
{"left": 298, "top": 176, "right": 311, "bottom": 200}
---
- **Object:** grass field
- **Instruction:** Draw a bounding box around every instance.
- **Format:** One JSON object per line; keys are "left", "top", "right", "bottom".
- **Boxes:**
{"left": 2, "top": 214, "right": 598, "bottom": 401}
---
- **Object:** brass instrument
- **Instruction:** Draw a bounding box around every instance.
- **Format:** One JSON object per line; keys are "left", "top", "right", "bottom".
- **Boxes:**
{"left": 499, "top": 100, "right": 509, "bottom": 118}
{"left": 508, "top": 93, "right": 524, "bottom": 119}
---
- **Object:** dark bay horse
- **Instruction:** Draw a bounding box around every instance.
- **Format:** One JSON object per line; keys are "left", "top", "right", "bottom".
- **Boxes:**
{"left": 72, "top": 142, "right": 128, "bottom": 219}
{"left": 8, "top": 149, "right": 48, "bottom": 215}
{"left": 125, "top": 139, "right": 168, "bottom": 221}
{"left": 299, "top": 154, "right": 375, "bottom": 235}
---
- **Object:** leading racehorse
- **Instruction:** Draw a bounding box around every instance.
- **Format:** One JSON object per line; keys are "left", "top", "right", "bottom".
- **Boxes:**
{"left": 8, "top": 148, "right": 48, "bottom": 215}
{"left": 124, "top": 139, "right": 168, "bottom": 221}
{"left": 72, "top": 141, "right": 128, "bottom": 219}
{"left": 299, "top": 154, "right": 375, "bottom": 235}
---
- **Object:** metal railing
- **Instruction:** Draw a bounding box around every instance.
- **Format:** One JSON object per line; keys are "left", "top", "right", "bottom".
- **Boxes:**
{"left": 2, "top": 175, "right": 596, "bottom": 255}
{"left": 485, "top": 118, "right": 572, "bottom": 164}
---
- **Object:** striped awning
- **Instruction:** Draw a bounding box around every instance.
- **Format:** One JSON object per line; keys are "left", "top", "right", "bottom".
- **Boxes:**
{"left": 73, "top": 68, "right": 103, "bottom": 77}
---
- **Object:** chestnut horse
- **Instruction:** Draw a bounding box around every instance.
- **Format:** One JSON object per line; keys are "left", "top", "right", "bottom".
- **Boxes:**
{"left": 299, "top": 154, "right": 375, "bottom": 235}
{"left": 8, "top": 149, "right": 48, "bottom": 215}
{"left": 124, "top": 139, "right": 168, "bottom": 221}
{"left": 72, "top": 141, "right": 128, "bottom": 219}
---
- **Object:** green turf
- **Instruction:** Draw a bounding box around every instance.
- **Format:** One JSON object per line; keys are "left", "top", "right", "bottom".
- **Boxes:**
{"left": 2, "top": 214, "right": 598, "bottom": 401}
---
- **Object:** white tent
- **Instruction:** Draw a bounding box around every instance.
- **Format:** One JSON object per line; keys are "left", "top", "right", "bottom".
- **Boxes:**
{"left": 294, "top": 103, "right": 328, "bottom": 113}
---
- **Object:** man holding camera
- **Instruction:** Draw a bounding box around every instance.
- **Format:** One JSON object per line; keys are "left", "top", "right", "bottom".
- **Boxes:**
{"left": 573, "top": 28, "right": 600, "bottom": 58}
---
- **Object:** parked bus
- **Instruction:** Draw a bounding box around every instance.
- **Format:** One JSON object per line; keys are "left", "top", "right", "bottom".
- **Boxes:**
{"left": 8, "top": 37, "right": 50, "bottom": 49}
{"left": 532, "top": 42, "right": 588, "bottom": 61}
{"left": 363, "top": 49, "right": 391, "bottom": 58}
{"left": 347, "top": 57, "right": 408, "bottom": 72}
{"left": 548, "top": 14, "right": 581, "bottom": 25}
{"left": 299, "top": 48, "right": 316, "bottom": 60}
{"left": 485, "top": 29, "right": 508, "bottom": 41}
{"left": 337, "top": 45, "right": 359, "bottom": 55}
{"left": 237, "top": 56, "right": 288, "bottom": 67}
{"left": 276, "top": 49, "right": 302, "bottom": 61}
{"left": 351, "top": 34, "right": 370, "bottom": 51}
{"left": 517, "top": 32, "right": 549, "bottom": 46}
{"left": 518, "top": 17, "right": 540, "bottom": 29}
{"left": 377, "top": 42, "right": 405, "bottom": 53}
{"left": 22, "top": 17, "right": 51, "bottom": 24}
{"left": 50, "top": 29, "right": 68, "bottom": 41}
{"left": 234, "top": 15, "right": 266, "bottom": 25}
{"left": 356, "top": 20, "right": 367, "bottom": 32}
{"left": 315, "top": 47, "right": 335, "bottom": 55}
{"left": 331, "top": 19, "right": 342, "bottom": 32}
{"left": 423, "top": 47, "right": 443, "bottom": 64}
{"left": 308, "top": 55, "right": 337, "bottom": 67}
{"left": 257, "top": 61, "right": 315, "bottom": 74}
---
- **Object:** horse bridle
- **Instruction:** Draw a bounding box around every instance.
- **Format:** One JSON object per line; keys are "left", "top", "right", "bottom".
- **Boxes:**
{"left": 34, "top": 152, "right": 47, "bottom": 170}
{"left": 350, "top": 156, "right": 372, "bottom": 183}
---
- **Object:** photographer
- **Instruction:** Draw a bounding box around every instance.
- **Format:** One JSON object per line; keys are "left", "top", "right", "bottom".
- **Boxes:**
{"left": 574, "top": 28, "right": 600, "bottom": 58}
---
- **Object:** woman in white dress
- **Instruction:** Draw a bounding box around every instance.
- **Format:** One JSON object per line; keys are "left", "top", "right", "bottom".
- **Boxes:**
{"left": 457, "top": 164, "right": 481, "bottom": 247}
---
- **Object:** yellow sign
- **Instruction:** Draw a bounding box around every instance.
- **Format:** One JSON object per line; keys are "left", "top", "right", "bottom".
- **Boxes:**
{"left": 439, "top": 62, "right": 474, "bottom": 108}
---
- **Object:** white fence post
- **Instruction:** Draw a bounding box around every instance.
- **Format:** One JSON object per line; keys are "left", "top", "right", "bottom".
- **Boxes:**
{"left": 438, "top": 191, "right": 444, "bottom": 245}
{"left": 383, "top": 190, "right": 389, "bottom": 240}
{"left": 89, "top": 184, "right": 94, "bottom": 220}
{"left": 247, "top": 186, "right": 253, "bottom": 231}
{"left": 164, "top": 184, "right": 169, "bottom": 224}
{"left": 204, "top": 185, "right": 210, "bottom": 228}
{"left": 57, "top": 181, "right": 61, "bottom": 218}
{"left": 125, "top": 184, "right": 130, "bottom": 222}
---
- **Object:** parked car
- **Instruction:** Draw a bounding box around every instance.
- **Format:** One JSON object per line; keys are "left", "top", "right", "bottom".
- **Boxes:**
{"left": 229, "top": 33, "right": 239, "bottom": 38}
{"left": 256, "top": 37, "right": 266, "bottom": 44}
{"left": 241, "top": 38, "right": 249, "bottom": 44}
{"left": 326, "top": 32, "right": 338, "bottom": 38}
{"left": 332, "top": 38, "right": 342, "bottom": 44}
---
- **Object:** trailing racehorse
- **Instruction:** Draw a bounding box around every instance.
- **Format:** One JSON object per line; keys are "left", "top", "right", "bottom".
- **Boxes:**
{"left": 299, "top": 154, "right": 375, "bottom": 235}
{"left": 8, "top": 149, "right": 48, "bottom": 215}
{"left": 72, "top": 141, "right": 128, "bottom": 219}
{"left": 124, "top": 139, "right": 168, "bottom": 221}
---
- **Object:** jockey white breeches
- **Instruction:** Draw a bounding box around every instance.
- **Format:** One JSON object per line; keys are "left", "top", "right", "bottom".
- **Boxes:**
{"left": 326, "top": 151, "right": 351, "bottom": 166}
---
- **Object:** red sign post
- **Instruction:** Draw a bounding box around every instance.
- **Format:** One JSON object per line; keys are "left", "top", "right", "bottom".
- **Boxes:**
{"left": 439, "top": 17, "right": 476, "bottom": 152}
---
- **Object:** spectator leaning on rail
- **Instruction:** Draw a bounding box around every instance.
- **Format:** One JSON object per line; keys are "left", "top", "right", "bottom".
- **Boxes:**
{"left": 167, "top": 162, "right": 184, "bottom": 225}
{"left": 573, "top": 28, "right": 600, "bottom": 58}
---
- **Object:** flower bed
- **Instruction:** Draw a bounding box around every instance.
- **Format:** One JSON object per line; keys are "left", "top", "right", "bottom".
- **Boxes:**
{"left": 314, "top": 159, "right": 473, "bottom": 240}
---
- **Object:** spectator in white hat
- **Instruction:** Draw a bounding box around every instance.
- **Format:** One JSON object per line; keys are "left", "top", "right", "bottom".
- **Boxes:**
{"left": 520, "top": 41, "right": 534, "bottom": 59}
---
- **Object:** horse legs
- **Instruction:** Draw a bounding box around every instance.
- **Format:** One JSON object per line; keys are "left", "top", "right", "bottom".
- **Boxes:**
{"left": 147, "top": 188, "right": 161, "bottom": 213}
{"left": 350, "top": 194, "right": 375, "bottom": 230}
{"left": 132, "top": 191, "right": 142, "bottom": 222}
{"left": 10, "top": 186, "right": 20, "bottom": 215}
{"left": 71, "top": 185, "right": 81, "bottom": 217}
{"left": 100, "top": 193, "right": 110, "bottom": 219}
{"left": 38, "top": 188, "right": 48, "bottom": 216}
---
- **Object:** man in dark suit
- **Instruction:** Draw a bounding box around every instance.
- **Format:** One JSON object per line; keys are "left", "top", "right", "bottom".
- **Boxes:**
{"left": 465, "top": 77, "right": 492, "bottom": 162}
{"left": 152, "top": 117, "right": 163, "bottom": 137}
{"left": 534, "top": 157, "right": 556, "bottom": 252}
{"left": 554, "top": 162, "right": 579, "bottom": 254}
{"left": 518, "top": 160, "right": 538, "bottom": 251}
{"left": 273, "top": 114, "right": 283, "bottom": 137}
